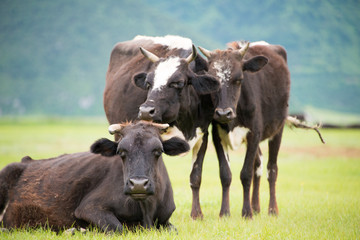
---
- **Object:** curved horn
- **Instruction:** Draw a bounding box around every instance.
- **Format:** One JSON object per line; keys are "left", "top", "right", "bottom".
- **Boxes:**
{"left": 149, "top": 122, "right": 170, "bottom": 133}
{"left": 140, "top": 47, "right": 160, "bottom": 63}
{"left": 238, "top": 41, "right": 250, "bottom": 58}
{"left": 108, "top": 123, "right": 125, "bottom": 135}
{"left": 185, "top": 44, "right": 197, "bottom": 64}
{"left": 198, "top": 46, "right": 212, "bottom": 59}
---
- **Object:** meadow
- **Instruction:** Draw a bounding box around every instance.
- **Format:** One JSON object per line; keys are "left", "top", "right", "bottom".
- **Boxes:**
{"left": 0, "top": 117, "right": 359, "bottom": 239}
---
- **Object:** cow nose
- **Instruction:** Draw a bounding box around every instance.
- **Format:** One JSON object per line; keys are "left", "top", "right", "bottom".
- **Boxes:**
{"left": 138, "top": 105, "right": 156, "bottom": 120}
{"left": 215, "top": 108, "right": 236, "bottom": 122}
{"left": 128, "top": 178, "right": 150, "bottom": 193}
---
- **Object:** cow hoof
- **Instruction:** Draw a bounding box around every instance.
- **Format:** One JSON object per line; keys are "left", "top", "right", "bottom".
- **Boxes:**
{"left": 219, "top": 211, "right": 231, "bottom": 218}
{"left": 268, "top": 208, "right": 279, "bottom": 216}
{"left": 64, "top": 228, "right": 87, "bottom": 235}
{"left": 0, "top": 228, "right": 9, "bottom": 232}
{"left": 190, "top": 212, "right": 204, "bottom": 220}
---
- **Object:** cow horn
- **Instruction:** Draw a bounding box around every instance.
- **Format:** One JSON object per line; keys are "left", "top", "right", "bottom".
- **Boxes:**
{"left": 198, "top": 46, "right": 212, "bottom": 58}
{"left": 238, "top": 41, "right": 250, "bottom": 58}
{"left": 140, "top": 47, "right": 160, "bottom": 63}
{"left": 108, "top": 123, "right": 124, "bottom": 135}
{"left": 185, "top": 44, "right": 197, "bottom": 64}
{"left": 149, "top": 122, "right": 170, "bottom": 133}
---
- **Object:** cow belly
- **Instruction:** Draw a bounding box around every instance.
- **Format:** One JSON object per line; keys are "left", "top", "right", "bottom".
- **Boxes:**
{"left": 3, "top": 200, "right": 77, "bottom": 229}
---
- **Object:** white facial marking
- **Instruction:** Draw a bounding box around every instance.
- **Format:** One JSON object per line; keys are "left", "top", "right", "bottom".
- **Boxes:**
{"left": 213, "top": 60, "right": 232, "bottom": 85}
{"left": 256, "top": 154, "right": 264, "bottom": 177}
{"left": 134, "top": 35, "right": 193, "bottom": 50}
{"left": 153, "top": 57, "right": 181, "bottom": 90}
{"left": 250, "top": 41, "right": 270, "bottom": 47}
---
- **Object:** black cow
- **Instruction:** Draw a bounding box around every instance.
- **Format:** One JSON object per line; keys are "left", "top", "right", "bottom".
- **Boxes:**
{"left": 103, "top": 35, "right": 219, "bottom": 219}
{"left": 198, "top": 41, "right": 290, "bottom": 218}
{"left": 0, "top": 121, "right": 189, "bottom": 232}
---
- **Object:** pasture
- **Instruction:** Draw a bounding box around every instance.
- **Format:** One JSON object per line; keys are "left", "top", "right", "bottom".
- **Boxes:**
{"left": 0, "top": 117, "right": 359, "bottom": 239}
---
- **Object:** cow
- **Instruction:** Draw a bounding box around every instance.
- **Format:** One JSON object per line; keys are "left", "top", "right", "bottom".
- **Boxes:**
{"left": 103, "top": 35, "right": 220, "bottom": 219}
{"left": 198, "top": 41, "right": 291, "bottom": 218}
{"left": 0, "top": 121, "right": 189, "bottom": 233}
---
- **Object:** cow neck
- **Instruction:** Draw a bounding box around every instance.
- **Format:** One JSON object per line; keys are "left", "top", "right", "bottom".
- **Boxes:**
{"left": 175, "top": 92, "right": 214, "bottom": 141}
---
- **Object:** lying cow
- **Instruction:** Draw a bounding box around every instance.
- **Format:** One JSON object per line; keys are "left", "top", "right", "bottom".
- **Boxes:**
{"left": 0, "top": 121, "right": 189, "bottom": 232}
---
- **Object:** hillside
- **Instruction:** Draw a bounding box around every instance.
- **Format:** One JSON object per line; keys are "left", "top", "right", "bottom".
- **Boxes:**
{"left": 0, "top": 0, "right": 359, "bottom": 117}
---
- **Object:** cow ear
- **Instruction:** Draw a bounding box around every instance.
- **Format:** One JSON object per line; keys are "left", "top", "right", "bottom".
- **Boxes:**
{"left": 243, "top": 56, "right": 268, "bottom": 72}
{"left": 133, "top": 72, "right": 148, "bottom": 90}
{"left": 163, "top": 137, "right": 190, "bottom": 156}
{"left": 90, "top": 138, "right": 118, "bottom": 157}
{"left": 190, "top": 74, "right": 220, "bottom": 95}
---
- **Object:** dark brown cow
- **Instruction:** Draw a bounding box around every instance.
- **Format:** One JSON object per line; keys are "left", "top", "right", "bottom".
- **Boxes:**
{"left": 103, "top": 35, "right": 219, "bottom": 219}
{"left": 199, "top": 41, "right": 290, "bottom": 218}
{"left": 0, "top": 121, "right": 189, "bottom": 232}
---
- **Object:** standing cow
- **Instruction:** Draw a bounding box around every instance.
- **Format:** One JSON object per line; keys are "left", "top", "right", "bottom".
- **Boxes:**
{"left": 103, "top": 35, "right": 219, "bottom": 219}
{"left": 198, "top": 41, "right": 290, "bottom": 218}
{"left": 0, "top": 121, "right": 189, "bottom": 232}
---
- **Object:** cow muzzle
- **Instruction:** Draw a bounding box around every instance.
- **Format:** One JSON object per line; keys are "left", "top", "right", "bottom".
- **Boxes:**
{"left": 138, "top": 104, "right": 161, "bottom": 122}
{"left": 125, "top": 177, "right": 153, "bottom": 200}
{"left": 214, "top": 107, "right": 236, "bottom": 123}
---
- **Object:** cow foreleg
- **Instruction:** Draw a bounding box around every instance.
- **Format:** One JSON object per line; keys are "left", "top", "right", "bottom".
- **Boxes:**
{"left": 240, "top": 132, "right": 260, "bottom": 218}
{"left": 190, "top": 132, "right": 208, "bottom": 220}
{"left": 251, "top": 148, "right": 262, "bottom": 214}
{"left": 267, "top": 127, "right": 284, "bottom": 216}
{"left": 74, "top": 207, "right": 123, "bottom": 233}
{"left": 212, "top": 123, "right": 232, "bottom": 217}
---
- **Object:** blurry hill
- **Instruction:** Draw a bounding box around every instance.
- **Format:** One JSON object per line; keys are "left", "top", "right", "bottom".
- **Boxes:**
{"left": 0, "top": 0, "right": 359, "bottom": 118}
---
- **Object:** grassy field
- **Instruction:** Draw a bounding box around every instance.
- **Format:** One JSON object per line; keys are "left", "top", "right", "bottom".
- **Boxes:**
{"left": 0, "top": 117, "right": 359, "bottom": 239}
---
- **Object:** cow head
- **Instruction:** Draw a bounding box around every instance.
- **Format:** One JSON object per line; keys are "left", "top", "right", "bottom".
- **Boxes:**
{"left": 90, "top": 121, "right": 189, "bottom": 200}
{"left": 133, "top": 45, "right": 219, "bottom": 123}
{"left": 198, "top": 42, "right": 268, "bottom": 123}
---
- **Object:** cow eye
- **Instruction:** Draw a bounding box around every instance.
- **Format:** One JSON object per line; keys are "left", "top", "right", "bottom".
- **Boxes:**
{"left": 234, "top": 79, "right": 242, "bottom": 85}
{"left": 169, "top": 81, "right": 184, "bottom": 89}
{"left": 118, "top": 149, "right": 127, "bottom": 160}
{"left": 153, "top": 149, "right": 163, "bottom": 158}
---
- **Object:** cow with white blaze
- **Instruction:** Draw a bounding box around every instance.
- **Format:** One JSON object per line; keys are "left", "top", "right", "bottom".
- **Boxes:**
{"left": 199, "top": 41, "right": 290, "bottom": 218}
{"left": 104, "top": 35, "right": 220, "bottom": 219}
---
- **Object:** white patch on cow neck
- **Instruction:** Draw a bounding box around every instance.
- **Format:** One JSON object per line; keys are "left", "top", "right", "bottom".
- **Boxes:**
{"left": 218, "top": 125, "right": 249, "bottom": 151}
{"left": 153, "top": 57, "right": 181, "bottom": 90}
{"left": 217, "top": 125, "right": 230, "bottom": 166}
{"left": 161, "top": 126, "right": 203, "bottom": 160}
{"left": 213, "top": 60, "right": 232, "bottom": 85}
{"left": 256, "top": 154, "right": 264, "bottom": 177}
{"left": 134, "top": 35, "right": 192, "bottom": 50}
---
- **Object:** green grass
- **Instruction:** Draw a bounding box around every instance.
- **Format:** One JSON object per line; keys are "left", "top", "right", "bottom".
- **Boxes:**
{"left": 0, "top": 118, "right": 359, "bottom": 239}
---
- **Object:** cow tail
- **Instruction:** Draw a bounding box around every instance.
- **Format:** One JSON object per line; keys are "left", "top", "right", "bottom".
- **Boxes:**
{"left": 0, "top": 162, "right": 27, "bottom": 215}
{"left": 286, "top": 116, "right": 326, "bottom": 144}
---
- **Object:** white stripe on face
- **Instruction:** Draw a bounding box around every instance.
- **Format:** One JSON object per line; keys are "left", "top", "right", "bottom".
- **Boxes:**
{"left": 213, "top": 60, "right": 232, "bottom": 86}
{"left": 153, "top": 57, "right": 181, "bottom": 90}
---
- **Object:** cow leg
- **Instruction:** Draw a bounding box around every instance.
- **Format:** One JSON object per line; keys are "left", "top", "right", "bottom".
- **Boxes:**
{"left": 74, "top": 206, "right": 123, "bottom": 233}
{"left": 240, "top": 132, "right": 260, "bottom": 218}
{"left": 212, "top": 123, "right": 232, "bottom": 217}
{"left": 251, "top": 148, "right": 262, "bottom": 214}
{"left": 190, "top": 132, "right": 209, "bottom": 220}
{"left": 267, "top": 126, "right": 284, "bottom": 216}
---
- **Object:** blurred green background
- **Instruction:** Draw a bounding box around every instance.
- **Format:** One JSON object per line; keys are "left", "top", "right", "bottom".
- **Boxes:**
{"left": 1, "top": 0, "right": 359, "bottom": 123}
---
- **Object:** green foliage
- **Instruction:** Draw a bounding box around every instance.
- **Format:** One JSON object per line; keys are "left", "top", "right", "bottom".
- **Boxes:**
{"left": 0, "top": 0, "right": 359, "bottom": 116}
{"left": 0, "top": 119, "right": 360, "bottom": 239}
